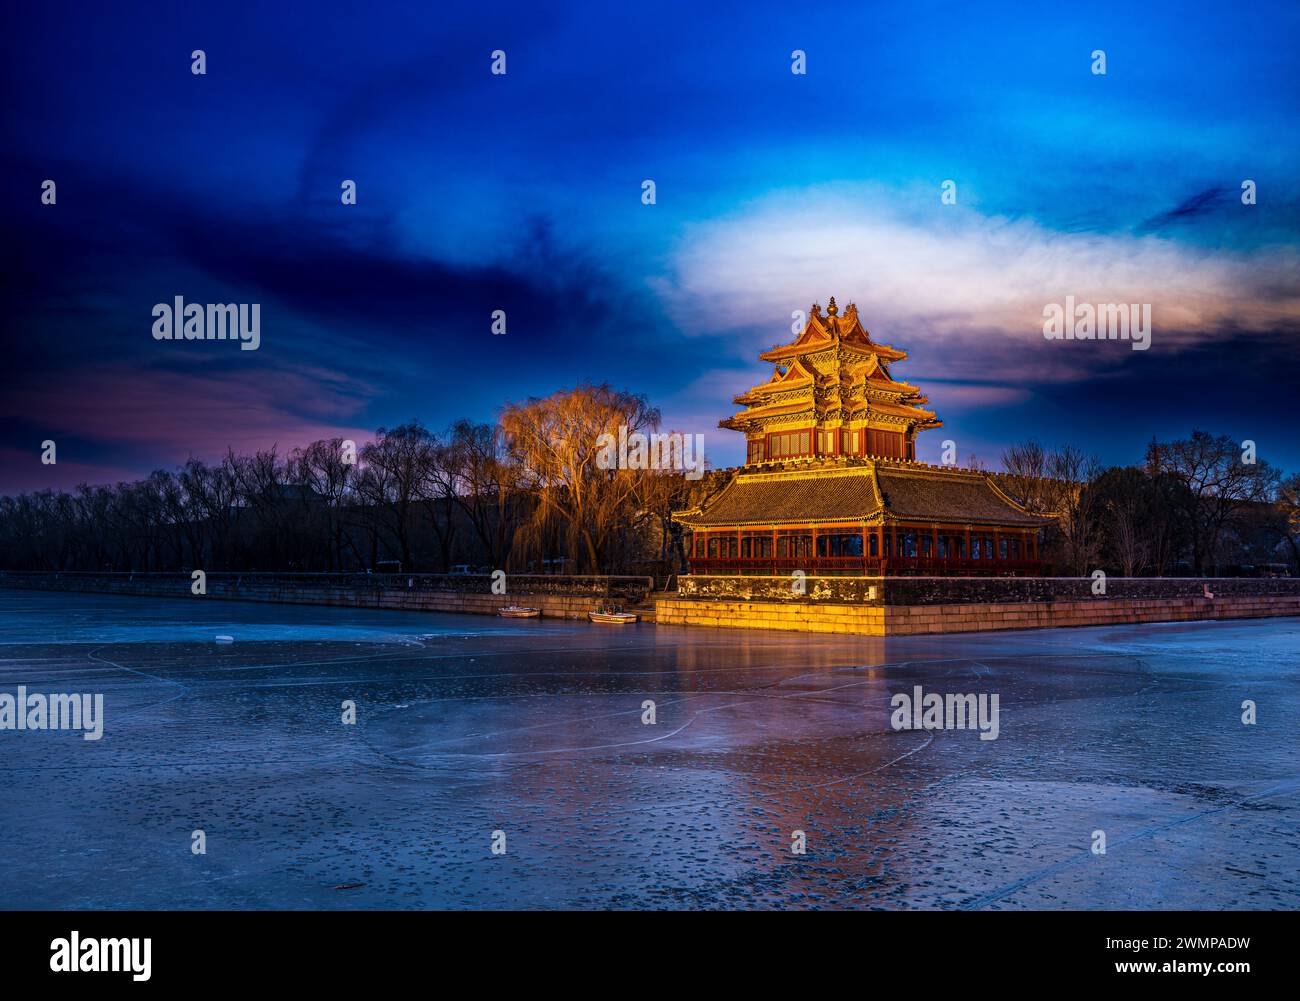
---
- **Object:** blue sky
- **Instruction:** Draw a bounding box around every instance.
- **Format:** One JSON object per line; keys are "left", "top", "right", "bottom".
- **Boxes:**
{"left": 3, "top": 0, "right": 1299, "bottom": 490}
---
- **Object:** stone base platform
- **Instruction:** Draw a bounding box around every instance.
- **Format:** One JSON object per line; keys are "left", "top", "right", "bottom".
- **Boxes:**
{"left": 656, "top": 575, "right": 1300, "bottom": 636}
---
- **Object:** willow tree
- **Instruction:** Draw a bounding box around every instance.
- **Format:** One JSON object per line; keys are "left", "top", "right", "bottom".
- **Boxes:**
{"left": 500, "top": 384, "right": 660, "bottom": 573}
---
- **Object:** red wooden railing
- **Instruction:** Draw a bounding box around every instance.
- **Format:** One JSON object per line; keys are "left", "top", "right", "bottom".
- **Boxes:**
{"left": 687, "top": 557, "right": 1041, "bottom": 576}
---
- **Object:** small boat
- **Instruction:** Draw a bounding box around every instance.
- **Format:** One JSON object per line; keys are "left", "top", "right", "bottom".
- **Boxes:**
{"left": 588, "top": 610, "right": 639, "bottom": 625}
{"left": 497, "top": 606, "right": 541, "bottom": 618}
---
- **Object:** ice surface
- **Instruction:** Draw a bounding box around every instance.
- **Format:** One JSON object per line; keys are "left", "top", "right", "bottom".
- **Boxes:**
{"left": 0, "top": 590, "right": 1295, "bottom": 910}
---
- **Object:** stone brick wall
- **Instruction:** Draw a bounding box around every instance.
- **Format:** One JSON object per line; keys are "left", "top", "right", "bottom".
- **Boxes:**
{"left": 656, "top": 598, "right": 885, "bottom": 634}
{"left": 881, "top": 576, "right": 1300, "bottom": 605}
{"left": 0, "top": 572, "right": 639, "bottom": 621}
{"left": 884, "top": 594, "right": 1300, "bottom": 634}
{"left": 658, "top": 587, "right": 1300, "bottom": 637}
{"left": 677, "top": 574, "right": 1300, "bottom": 606}
{"left": 678, "top": 575, "right": 883, "bottom": 603}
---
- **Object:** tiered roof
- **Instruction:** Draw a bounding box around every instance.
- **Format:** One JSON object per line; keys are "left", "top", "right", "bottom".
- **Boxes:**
{"left": 674, "top": 460, "right": 1049, "bottom": 529}
{"left": 720, "top": 297, "right": 941, "bottom": 437}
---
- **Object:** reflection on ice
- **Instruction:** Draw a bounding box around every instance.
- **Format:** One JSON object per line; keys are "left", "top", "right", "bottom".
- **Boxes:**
{"left": 0, "top": 590, "right": 1296, "bottom": 910}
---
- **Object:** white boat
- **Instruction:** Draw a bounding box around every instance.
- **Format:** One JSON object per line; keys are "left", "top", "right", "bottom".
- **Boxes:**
{"left": 588, "top": 610, "right": 638, "bottom": 624}
{"left": 497, "top": 606, "right": 541, "bottom": 618}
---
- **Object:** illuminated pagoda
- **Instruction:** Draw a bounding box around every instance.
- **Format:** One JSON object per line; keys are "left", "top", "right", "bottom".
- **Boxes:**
{"left": 674, "top": 297, "right": 1050, "bottom": 575}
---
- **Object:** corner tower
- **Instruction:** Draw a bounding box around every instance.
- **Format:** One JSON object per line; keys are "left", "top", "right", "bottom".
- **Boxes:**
{"left": 720, "top": 297, "right": 942, "bottom": 465}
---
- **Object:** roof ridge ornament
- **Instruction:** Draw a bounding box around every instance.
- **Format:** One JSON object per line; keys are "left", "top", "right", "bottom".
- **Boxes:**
{"left": 826, "top": 296, "right": 838, "bottom": 317}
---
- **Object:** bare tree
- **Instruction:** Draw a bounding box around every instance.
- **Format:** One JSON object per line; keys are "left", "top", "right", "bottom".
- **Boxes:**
{"left": 358, "top": 423, "right": 434, "bottom": 571}
{"left": 297, "top": 438, "right": 358, "bottom": 572}
{"left": 420, "top": 432, "right": 461, "bottom": 572}
{"left": 1146, "top": 431, "right": 1280, "bottom": 574}
{"left": 1047, "top": 445, "right": 1103, "bottom": 575}
{"left": 447, "top": 420, "right": 520, "bottom": 570}
{"left": 1090, "top": 466, "right": 1151, "bottom": 576}
{"left": 999, "top": 441, "right": 1051, "bottom": 512}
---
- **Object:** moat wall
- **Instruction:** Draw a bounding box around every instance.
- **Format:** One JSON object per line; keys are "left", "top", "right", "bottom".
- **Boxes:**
{"left": 660, "top": 575, "right": 1300, "bottom": 635}
{"left": 4, "top": 572, "right": 1298, "bottom": 635}
{"left": 0, "top": 572, "right": 648, "bottom": 621}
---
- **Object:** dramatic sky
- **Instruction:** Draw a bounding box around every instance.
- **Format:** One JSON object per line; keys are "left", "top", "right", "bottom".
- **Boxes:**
{"left": 3, "top": 0, "right": 1299, "bottom": 492}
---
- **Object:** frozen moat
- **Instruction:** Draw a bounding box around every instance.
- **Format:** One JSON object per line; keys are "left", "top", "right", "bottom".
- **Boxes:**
{"left": 0, "top": 590, "right": 1296, "bottom": 909}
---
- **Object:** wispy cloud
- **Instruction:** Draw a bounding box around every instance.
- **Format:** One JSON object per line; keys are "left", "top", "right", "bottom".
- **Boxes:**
{"left": 655, "top": 186, "right": 1300, "bottom": 383}
{"left": 4, "top": 366, "right": 377, "bottom": 463}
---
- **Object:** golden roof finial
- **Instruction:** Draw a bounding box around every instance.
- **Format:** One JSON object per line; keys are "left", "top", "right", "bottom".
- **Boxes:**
{"left": 826, "top": 296, "right": 838, "bottom": 317}
{"left": 810, "top": 301, "right": 822, "bottom": 317}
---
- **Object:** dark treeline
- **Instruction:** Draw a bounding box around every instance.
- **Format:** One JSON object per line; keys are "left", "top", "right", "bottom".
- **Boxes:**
{"left": 2, "top": 397, "right": 1298, "bottom": 578}
{"left": 0, "top": 385, "right": 714, "bottom": 576}
{"left": 999, "top": 431, "right": 1298, "bottom": 576}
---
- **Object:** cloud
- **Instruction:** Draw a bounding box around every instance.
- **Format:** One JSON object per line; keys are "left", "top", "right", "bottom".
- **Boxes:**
{"left": 3, "top": 365, "right": 377, "bottom": 463}
{"left": 654, "top": 186, "right": 1300, "bottom": 382}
